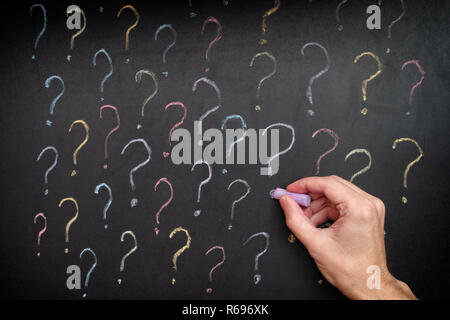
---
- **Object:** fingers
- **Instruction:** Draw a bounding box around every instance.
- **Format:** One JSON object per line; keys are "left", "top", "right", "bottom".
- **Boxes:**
{"left": 310, "top": 207, "right": 340, "bottom": 227}
{"left": 287, "top": 176, "right": 361, "bottom": 207}
{"left": 279, "top": 196, "right": 321, "bottom": 250}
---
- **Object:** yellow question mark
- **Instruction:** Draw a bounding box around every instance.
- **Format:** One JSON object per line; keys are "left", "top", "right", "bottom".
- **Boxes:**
{"left": 169, "top": 227, "right": 191, "bottom": 285}
{"left": 135, "top": 69, "right": 159, "bottom": 129}
{"left": 353, "top": 52, "right": 382, "bottom": 115}
{"left": 118, "top": 230, "right": 138, "bottom": 285}
{"left": 344, "top": 148, "right": 372, "bottom": 183}
{"left": 67, "top": 6, "right": 86, "bottom": 61}
{"left": 68, "top": 120, "right": 89, "bottom": 177}
{"left": 392, "top": 138, "right": 423, "bottom": 204}
{"left": 117, "top": 5, "right": 140, "bottom": 62}
{"left": 249, "top": 52, "right": 277, "bottom": 111}
{"left": 260, "top": 0, "right": 280, "bottom": 45}
{"left": 379, "top": 0, "right": 405, "bottom": 54}
{"left": 58, "top": 197, "right": 79, "bottom": 254}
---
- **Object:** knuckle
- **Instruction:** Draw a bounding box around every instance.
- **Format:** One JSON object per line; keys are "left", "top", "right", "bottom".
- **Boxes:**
{"left": 359, "top": 200, "right": 376, "bottom": 220}
{"left": 373, "top": 197, "right": 385, "bottom": 212}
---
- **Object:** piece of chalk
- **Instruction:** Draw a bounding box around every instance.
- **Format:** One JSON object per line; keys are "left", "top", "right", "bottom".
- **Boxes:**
{"left": 270, "top": 188, "right": 311, "bottom": 207}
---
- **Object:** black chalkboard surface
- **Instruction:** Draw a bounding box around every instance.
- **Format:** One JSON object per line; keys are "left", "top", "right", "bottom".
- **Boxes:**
{"left": 1, "top": 0, "right": 449, "bottom": 300}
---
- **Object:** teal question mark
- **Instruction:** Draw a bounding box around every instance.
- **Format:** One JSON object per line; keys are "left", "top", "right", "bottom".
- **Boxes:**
{"left": 80, "top": 248, "right": 97, "bottom": 298}
{"left": 30, "top": 4, "right": 47, "bottom": 60}
{"left": 44, "top": 75, "right": 64, "bottom": 126}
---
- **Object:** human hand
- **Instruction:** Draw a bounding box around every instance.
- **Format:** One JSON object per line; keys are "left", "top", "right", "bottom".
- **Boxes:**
{"left": 279, "top": 175, "right": 417, "bottom": 300}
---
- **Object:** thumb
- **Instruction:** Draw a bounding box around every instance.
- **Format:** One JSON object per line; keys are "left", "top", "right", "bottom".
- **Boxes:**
{"left": 280, "top": 196, "right": 321, "bottom": 250}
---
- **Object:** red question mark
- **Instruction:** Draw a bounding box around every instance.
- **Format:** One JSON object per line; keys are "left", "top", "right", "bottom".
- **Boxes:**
{"left": 154, "top": 177, "right": 173, "bottom": 236}
{"left": 401, "top": 60, "right": 425, "bottom": 116}
{"left": 34, "top": 213, "right": 47, "bottom": 257}
{"left": 99, "top": 105, "right": 120, "bottom": 169}
{"left": 201, "top": 17, "right": 222, "bottom": 73}
{"left": 163, "top": 102, "right": 187, "bottom": 158}
{"left": 205, "top": 246, "right": 225, "bottom": 293}
{"left": 312, "top": 128, "right": 339, "bottom": 175}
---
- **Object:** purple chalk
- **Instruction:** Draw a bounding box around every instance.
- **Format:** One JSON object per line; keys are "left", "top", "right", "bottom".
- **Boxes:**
{"left": 270, "top": 188, "right": 311, "bottom": 207}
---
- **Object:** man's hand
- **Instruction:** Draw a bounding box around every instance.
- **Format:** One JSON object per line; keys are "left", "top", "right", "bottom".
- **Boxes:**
{"left": 279, "top": 175, "right": 417, "bottom": 300}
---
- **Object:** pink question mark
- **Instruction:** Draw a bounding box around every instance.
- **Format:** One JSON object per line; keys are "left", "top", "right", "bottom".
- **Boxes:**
{"left": 312, "top": 128, "right": 339, "bottom": 175}
{"left": 34, "top": 213, "right": 47, "bottom": 257}
{"left": 99, "top": 105, "right": 120, "bottom": 169}
{"left": 154, "top": 177, "right": 173, "bottom": 236}
{"left": 201, "top": 17, "right": 222, "bottom": 73}
{"left": 163, "top": 102, "right": 187, "bottom": 158}
{"left": 401, "top": 60, "right": 425, "bottom": 116}
{"left": 205, "top": 246, "right": 225, "bottom": 293}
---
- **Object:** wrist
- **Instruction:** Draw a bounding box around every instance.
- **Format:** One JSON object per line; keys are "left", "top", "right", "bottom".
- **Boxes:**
{"left": 355, "top": 273, "right": 417, "bottom": 300}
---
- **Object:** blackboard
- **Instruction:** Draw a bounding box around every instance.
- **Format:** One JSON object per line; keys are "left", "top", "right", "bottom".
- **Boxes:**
{"left": 1, "top": 0, "right": 449, "bottom": 299}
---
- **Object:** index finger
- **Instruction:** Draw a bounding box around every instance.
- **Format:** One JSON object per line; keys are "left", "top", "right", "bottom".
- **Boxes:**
{"left": 287, "top": 176, "right": 361, "bottom": 206}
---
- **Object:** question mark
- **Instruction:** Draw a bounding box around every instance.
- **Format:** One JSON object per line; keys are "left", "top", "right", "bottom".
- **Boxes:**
{"left": 117, "top": 5, "right": 140, "bottom": 60}
{"left": 243, "top": 232, "right": 269, "bottom": 284}
{"left": 379, "top": 0, "right": 405, "bottom": 53}
{"left": 301, "top": 42, "right": 330, "bottom": 116}
{"left": 191, "top": 160, "right": 212, "bottom": 217}
{"left": 99, "top": 105, "right": 120, "bottom": 169}
{"left": 262, "top": 123, "right": 295, "bottom": 176}
{"left": 201, "top": 17, "right": 222, "bottom": 73}
{"left": 30, "top": 4, "right": 47, "bottom": 60}
{"left": 154, "top": 177, "right": 173, "bottom": 236}
{"left": 169, "top": 227, "right": 191, "bottom": 285}
{"left": 67, "top": 6, "right": 86, "bottom": 61}
{"left": 392, "top": 138, "right": 423, "bottom": 204}
{"left": 221, "top": 115, "right": 248, "bottom": 164}
{"left": 155, "top": 24, "right": 177, "bottom": 76}
{"left": 121, "top": 138, "right": 152, "bottom": 208}
{"left": 80, "top": 248, "right": 97, "bottom": 298}
{"left": 58, "top": 197, "right": 79, "bottom": 254}
{"left": 44, "top": 75, "right": 64, "bottom": 126}
{"left": 353, "top": 51, "right": 382, "bottom": 115}
{"left": 163, "top": 102, "right": 187, "bottom": 158}
{"left": 93, "top": 49, "right": 113, "bottom": 102}
{"left": 205, "top": 246, "right": 225, "bottom": 293}
{"left": 135, "top": 69, "right": 158, "bottom": 130}
{"left": 36, "top": 146, "right": 58, "bottom": 196}
{"left": 94, "top": 183, "right": 113, "bottom": 229}
{"left": 401, "top": 60, "right": 425, "bottom": 116}
{"left": 68, "top": 120, "right": 89, "bottom": 177}
{"left": 249, "top": 52, "right": 277, "bottom": 111}
{"left": 312, "top": 128, "right": 339, "bottom": 176}
{"left": 227, "top": 179, "right": 251, "bottom": 230}
{"left": 118, "top": 230, "right": 137, "bottom": 285}
{"left": 336, "top": 0, "right": 348, "bottom": 31}
{"left": 192, "top": 77, "right": 222, "bottom": 142}
{"left": 33, "top": 213, "right": 47, "bottom": 257}
{"left": 187, "top": 0, "right": 197, "bottom": 17}
{"left": 344, "top": 148, "right": 372, "bottom": 183}
{"left": 260, "top": 0, "right": 280, "bottom": 45}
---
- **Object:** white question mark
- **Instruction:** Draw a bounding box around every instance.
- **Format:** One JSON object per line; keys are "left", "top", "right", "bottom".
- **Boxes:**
{"left": 36, "top": 146, "right": 58, "bottom": 196}
{"left": 243, "top": 232, "right": 269, "bottom": 285}
{"left": 262, "top": 123, "right": 295, "bottom": 176}
{"left": 121, "top": 139, "right": 152, "bottom": 208}
{"left": 301, "top": 42, "right": 330, "bottom": 116}
{"left": 191, "top": 160, "right": 212, "bottom": 217}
